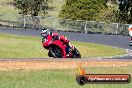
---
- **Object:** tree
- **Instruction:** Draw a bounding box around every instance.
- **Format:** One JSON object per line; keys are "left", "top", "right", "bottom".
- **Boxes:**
{"left": 14, "top": 0, "right": 31, "bottom": 15}
{"left": 98, "top": 4, "right": 119, "bottom": 23}
{"left": 31, "top": 0, "right": 49, "bottom": 16}
{"left": 59, "top": 0, "right": 107, "bottom": 21}
{"left": 14, "top": 0, "right": 50, "bottom": 16}
{"left": 118, "top": 0, "right": 132, "bottom": 23}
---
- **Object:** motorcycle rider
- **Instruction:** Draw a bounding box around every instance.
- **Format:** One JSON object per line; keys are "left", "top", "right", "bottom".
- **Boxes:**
{"left": 41, "top": 28, "right": 59, "bottom": 42}
{"left": 41, "top": 28, "right": 74, "bottom": 56}
{"left": 59, "top": 35, "right": 74, "bottom": 56}
{"left": 128, "top": 25, "right": 132, "bottom": 46}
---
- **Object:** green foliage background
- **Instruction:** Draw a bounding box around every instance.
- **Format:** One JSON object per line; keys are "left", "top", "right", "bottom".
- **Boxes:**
{"left": 118, "top": 0, "right": 132, "bottom": 23}
{"left": 14, "top": 0, "right": 50, "bottom": 16}
{"left": 59, "top": 0, "right": 107, "bottom": 21}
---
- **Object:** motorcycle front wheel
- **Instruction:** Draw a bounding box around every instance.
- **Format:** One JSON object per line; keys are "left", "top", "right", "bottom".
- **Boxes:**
{"left": 49, "top": 46, "right": 63, "bottom": 58}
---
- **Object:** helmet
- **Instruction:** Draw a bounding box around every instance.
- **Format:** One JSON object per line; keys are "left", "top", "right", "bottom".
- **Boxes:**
{"left": 41, "top": 28, "right": 49, "bottom": 36}
{"left": 41, "top": 28, "right": 48, "bottom": 33}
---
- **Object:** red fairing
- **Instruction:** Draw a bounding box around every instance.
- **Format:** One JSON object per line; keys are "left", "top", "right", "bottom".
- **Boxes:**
{"left": 42, "top": 34, "right": 52, "bottom": 47}
{"left": 42, "top": 34, "right": 67, "bottom": 58}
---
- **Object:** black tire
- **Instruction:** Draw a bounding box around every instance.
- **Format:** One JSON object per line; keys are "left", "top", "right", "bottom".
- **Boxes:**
{"left": 76, "top": 75, "right": 86, "bottom": 85}
{"left": 72, "top": 47, "right": 81, "bottom": 58}
{"left": 49, "top": 46, "right": 63, "bottom": 58}
{"left": 48, "top": 52, "right": 53, "bottom": 57}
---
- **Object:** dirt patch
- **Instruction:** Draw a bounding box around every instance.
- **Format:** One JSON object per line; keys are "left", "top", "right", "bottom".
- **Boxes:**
{"left": 0, "top": 59, "right": 132, "bottom": 71}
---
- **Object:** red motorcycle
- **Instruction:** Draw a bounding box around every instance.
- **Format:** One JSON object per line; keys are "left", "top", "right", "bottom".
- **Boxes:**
{"left": 42, "top": 33, "right": 81, "bottom": 58}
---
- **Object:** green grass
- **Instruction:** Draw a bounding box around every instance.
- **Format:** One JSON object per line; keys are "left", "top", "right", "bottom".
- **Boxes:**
{"left": 0, "top": 33, "right": 48, "bottom": 58}
{"left": 72, "top": 41, "right": 125, "bottom": 58}
{"left": 0, "top": 33, "right": 125, "bottom": 58}
{"left": 0, "top": 0, "right": 19, "bottom": 22}
{"left": 0, "top": 66, "right": 131, "bottom": 88}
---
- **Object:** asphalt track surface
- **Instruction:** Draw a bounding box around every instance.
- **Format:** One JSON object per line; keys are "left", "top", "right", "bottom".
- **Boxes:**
{"left": 0, "top": 28, "right": 132, "bottom": 59}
